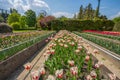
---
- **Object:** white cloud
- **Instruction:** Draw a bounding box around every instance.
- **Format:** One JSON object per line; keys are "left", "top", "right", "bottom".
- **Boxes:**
{"left": 52, "top": 12, "right": 74, "bottom": 18}
{"left": 1, "top": 0, "right": 50, "bottom": 14}
{"left": 110, "top": 11, "right": 120, "bottom": 19}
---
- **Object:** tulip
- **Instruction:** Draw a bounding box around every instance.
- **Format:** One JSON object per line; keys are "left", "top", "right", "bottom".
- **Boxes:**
{"left": 90, "top": 70, "right": 97, "bottom": 79}
{"left": 24, "top": 63, "right": 31, "bottom": 70}
{"left": 64, "top": 44, "right": 68, "bottom": 48}
{"left": 108, "top": 73, "right": 116, "bottom": 80}
{"left": 39, "top": 67, "right": 46, "bottom": 75}
{"left": 50, "top": 49, "right": 55, "bottom": 54}
{"left": 86, "top": 51, "right": 91, "bottom": 55}
{"left": 94, "top": 63, "right": 100, "bottom": 69}
{"left": 93, "top": 49, "right": 99, "bottom": 54}
{"left": 55, "top": 69, "right": 63, "bottom": 79}
{"left": 68, "top": 60, "right": 74, "bottom": 66}
{"left": 75, "top": 49, "right": 80, "bottom": 53}
{"left": 85, "top": 55, "right": 90, "bottom": 61}
{"left": 70, "top": 67, "right": 78, "bottom": 76}
{"left": 46, "top": 75, "right": 55, "bottom": 80}
{"left": 45, "top": 39, "right": 48, "bottom": 42}
{"left": 77, "top": 46, "right": 82, "bottom": 50}
{"left": 86, "top": 75, "right": 92, "bottom": 80}
{"left": 31, "top": 71, "right": 40, "bottom": 80}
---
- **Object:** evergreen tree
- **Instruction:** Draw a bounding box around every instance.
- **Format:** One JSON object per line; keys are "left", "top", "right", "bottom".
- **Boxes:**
{"left": 78, "top": 5, "right": 83, "bottom": 19}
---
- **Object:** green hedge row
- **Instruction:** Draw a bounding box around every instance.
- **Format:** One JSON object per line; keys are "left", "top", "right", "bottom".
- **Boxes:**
{"left": 49, "top": 20, "right": 114, "bottom": 31}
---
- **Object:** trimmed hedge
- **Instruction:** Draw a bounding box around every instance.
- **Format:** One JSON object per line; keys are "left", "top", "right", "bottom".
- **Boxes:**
{"left": 11, "top": 22, "right": 21, "bottom": 30}
{"left": 0, "top": 23, "right": 13, "bottom": 33}
{"left": 49, "top": 20, "right": 114, "bottom": 31}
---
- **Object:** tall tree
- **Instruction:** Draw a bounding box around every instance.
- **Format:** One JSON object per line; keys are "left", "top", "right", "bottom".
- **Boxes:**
{"left": 25, "top": 10, "right": 36, "bottom": 27}
{"left": 78, "top": 5, "right": 83, "bottom": 19}
{"left": 7, "top": 12, "right": 21, "bottom": 25}
{"left": 95, "top": 0, "right": 101, "bottom": 17}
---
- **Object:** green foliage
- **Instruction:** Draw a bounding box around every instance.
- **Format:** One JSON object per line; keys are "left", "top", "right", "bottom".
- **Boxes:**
{"left": 19, "top": 16, "right": 26, "bottom": 29}
{"left": 0, "top": 15, "right": 4, "bottom": 22}
{"left": 11, "top": 22, "right": 21, "bottom": 30}
{"left": 113, "top": 22, "right": 120, "bottom": 31}
{"left": 113, "top": 16, "right": 120, "bottom": 23}
{"left": 25, "top": 9, "right": 36, "bottom": 27}
{"left": 50, "top": 20, "right": 114, "bottom": 31}
{"left": 7, "top": 12, "right": 21, "bottom": 25}
{"left": 0, "top": 23, "right": 13, "bottom": 33}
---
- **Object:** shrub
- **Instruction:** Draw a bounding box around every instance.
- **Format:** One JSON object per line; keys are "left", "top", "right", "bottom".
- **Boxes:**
{"left": 11, "top": 22, "right": 21, "bottom": 30}
{"left": 113, "top": 21, "right": 120, "bottom": 31}
{"left": 0, "top": 23, "right": 13, "bottom": 33}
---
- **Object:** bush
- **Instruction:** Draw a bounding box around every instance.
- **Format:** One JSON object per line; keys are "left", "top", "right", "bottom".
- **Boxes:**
{"left": 49, "top": 20, "right": 114, "bottom": 31}
{"left": 113, "top": 22, "right": 120, "bottom": 31}
{"left": 11, "top": 22, "right": 21, "bottom": 30}
{"left": 0, "top": 23, "right": 13, "bottom": 33}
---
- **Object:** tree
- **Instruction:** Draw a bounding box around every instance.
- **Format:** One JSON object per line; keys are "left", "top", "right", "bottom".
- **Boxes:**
{"left": 95, "top": 0, "right": 101, "bottom": 17}
{"left": 25, "top": 10, "right": 36, "bottom": 27}
{"left": 113, "top": 16, "right": 120, "bottom": 23}
{"left": 7, "top": 12, "right": 21, "bottom": 25}
{"left": 0, "top": 15, "right": 4, "bottom": 22}
{"left": 19, "top": 16, "right": 26, "bottom": 29}
{"left": 78, "top": 5, "right": 83, "bottom": 19}
{"left": 40, "top": 16, "right": 55, "bottom": 30}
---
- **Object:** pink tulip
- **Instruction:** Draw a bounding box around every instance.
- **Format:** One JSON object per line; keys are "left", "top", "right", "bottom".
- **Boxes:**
{"left": 55, "top": 69, "right": 63, "bottom": 79}
{"left": 93, "top": 49, "right": 99, "bottom": 54}
{"left": 70, "top": 67, "right": 78, "bottom": 76}
{"left": 31, "top": 71, "right": 40, "bottom": 80}
{"left": 90, "top": 71, "right": 97, "bottom": 79}
{"left": 39, "top": 68, "right": 46, "bottom": 75}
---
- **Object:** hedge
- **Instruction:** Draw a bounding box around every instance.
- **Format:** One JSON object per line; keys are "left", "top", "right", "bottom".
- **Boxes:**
{"left": 48, "top": 20, "right": 114, "bottom": 31}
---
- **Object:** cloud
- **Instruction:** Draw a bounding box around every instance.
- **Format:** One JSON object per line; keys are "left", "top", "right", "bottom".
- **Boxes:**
{"left": 110, "top": 11, "right": 120, "bottom": 19}
{"left": 0, "top": 0, "right": 50, "bottom": 14}
{"left": 52, "top": 12, "right": 74, "bottom": 18}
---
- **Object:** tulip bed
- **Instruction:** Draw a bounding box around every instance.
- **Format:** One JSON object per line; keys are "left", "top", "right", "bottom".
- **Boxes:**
{"left": 74, "top": 32, "right": 120, "bottom": 55}
{"left": 0, "top": 31, "right": 55, "bottom": 61}
{"left": 84, "top": 32, "right": 120, "bottom": 41}
{"left": 0, "top": 31, "right": 53, "bottom": 49}
{"left": 41, "top": 31, "right": 105, "bottom": 80}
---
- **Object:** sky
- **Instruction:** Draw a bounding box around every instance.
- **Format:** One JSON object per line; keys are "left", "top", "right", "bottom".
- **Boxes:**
{"left": 0, "top": 0, "right": 120, "bottom": 19}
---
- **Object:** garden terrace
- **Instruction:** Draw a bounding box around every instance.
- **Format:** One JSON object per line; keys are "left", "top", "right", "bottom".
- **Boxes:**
{"left": 7, "top": 30, "right": 119, "bottom": 80}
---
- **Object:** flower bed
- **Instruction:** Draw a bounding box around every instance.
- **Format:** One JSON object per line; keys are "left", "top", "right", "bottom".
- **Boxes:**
{"left": 0, "top": 31, "right": 53, "bottom": 49}
{"left": 84, "top": 30, "right": 120, "bottom": 36}
{"left": 28, "top": 30, "right": 117, "bottom": 80}
{"left": 0, "top": 31, "right": 55, "bottom": 61}
{"left": 83, "top": 30, "right": 120, "bottom": 41}
{"left": 74, "top": 32, "right": 120, "bottom": 55}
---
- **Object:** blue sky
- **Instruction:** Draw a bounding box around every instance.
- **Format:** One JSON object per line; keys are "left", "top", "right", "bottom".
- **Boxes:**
{"left": 0, "top": 0, "right": 120, "bottom": 19}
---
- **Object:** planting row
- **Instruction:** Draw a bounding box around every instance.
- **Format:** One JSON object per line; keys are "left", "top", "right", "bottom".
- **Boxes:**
{"left": 74, "top": 32, "right": 120, "bottom": 55}
{"left": 25, "top": 30, "right": 116, "bottom": 80}
{"left": 83, "top": 31, "right": 120, "bottom": 41}
{"left": 84, "top": 30, "right": 120, "bottom": 36}
{"left": 0, "top": 31, "right": 52, "bottom": 49}
{"left": 0, "top": 31, "right": 55, "bottom": 61}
